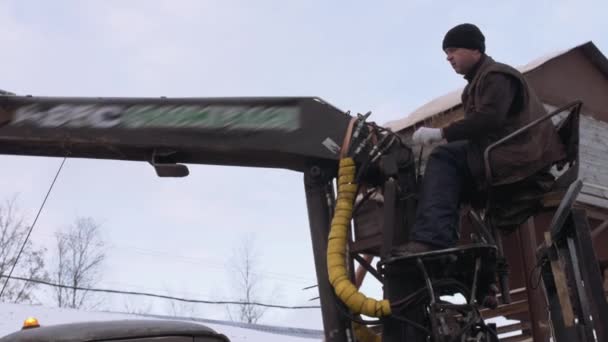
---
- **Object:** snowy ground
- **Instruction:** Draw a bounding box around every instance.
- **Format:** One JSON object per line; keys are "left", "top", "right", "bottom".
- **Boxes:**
{"left": 0, "top": 302, "right": 520, "bottom": 341}
{"left": 0, "top": 302, "right": 322, "bottom": 341}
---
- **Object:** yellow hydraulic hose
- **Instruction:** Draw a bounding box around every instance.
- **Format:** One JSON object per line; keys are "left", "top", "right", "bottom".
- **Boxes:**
{"left": 327, "top": 157, "right": 391, "bottom": 318}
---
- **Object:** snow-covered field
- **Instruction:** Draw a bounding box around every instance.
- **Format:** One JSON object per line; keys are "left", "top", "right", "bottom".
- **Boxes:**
{"left": 0, "top": 302, "right": 520, "bottom": 341}
{"left": 0, "top": 303, "right": 322, "bottom": 341}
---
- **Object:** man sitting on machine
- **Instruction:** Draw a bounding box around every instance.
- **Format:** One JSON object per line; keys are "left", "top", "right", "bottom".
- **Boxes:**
{"left": 396, "top": 23, "right": 565, "bottom": 255}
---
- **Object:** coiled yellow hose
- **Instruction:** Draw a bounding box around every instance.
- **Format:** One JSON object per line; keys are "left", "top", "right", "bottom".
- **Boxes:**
{"left": 327, "top": 157, "right": 391, "bottom": 317}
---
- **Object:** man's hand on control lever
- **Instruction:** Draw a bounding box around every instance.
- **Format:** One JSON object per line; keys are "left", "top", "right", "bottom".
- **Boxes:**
{"left": 412, "top": 127, "right": 443, "bottom": 145}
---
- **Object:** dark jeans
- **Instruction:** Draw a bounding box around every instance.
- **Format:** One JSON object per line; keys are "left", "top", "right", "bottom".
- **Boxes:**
{"left": 410, "top": 141, "right": 475, "bottom": 249}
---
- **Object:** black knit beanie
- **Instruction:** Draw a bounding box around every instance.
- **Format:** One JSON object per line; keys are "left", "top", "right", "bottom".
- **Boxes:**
{"left": 442, "top": 23, "right": 485, "bottom": 53}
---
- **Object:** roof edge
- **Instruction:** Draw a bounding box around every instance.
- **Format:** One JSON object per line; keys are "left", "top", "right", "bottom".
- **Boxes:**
{"left": 385, "top": 40, "right": 606, "bottom": 132}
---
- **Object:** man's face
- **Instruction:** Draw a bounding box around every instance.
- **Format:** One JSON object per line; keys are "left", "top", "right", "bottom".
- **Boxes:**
{"left": 444, "top": 47, "right": 481, "bottom": 75}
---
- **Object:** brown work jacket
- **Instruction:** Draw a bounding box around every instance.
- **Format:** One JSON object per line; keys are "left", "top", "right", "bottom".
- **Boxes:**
{"left": 443, "top": 55, "right": 565, "bottom": 186}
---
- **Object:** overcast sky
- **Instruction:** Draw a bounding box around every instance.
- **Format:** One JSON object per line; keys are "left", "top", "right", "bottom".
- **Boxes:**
{"left": 1, "top": 0, "right": 607, "bottom": 330}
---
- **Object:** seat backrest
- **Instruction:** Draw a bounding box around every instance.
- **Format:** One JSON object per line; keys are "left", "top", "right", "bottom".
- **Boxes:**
{"left": 479, "top": 101, "right": 582, "bottom": 232}
{"left": 552, "top": 103, "right": 581, "bottom": 189}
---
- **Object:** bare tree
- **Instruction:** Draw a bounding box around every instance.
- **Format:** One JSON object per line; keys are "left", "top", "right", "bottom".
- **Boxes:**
{"left": 226, "top": 235, "right": 267, "bottom": 324}
{"left": 0, "top": 197, "right": 47, "bottom": 303}
{"left": 123, "top": 296, "right": 153, "bottom": 316}
{"left": 53, "top": 217, "right": 105, "bottom": 309}
{"left": 166, "top": 298, "right": 198, "bottom": 318}
{"left": 162, "top": 285, "right": 199, "bottom": 318}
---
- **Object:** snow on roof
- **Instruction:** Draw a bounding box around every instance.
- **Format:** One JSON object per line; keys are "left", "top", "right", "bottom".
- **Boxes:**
{"left": 384, "top": 87, "right": 462, "bottom": 133}
{"left": 384, "top": 41, "right": 603, "bottom": 132}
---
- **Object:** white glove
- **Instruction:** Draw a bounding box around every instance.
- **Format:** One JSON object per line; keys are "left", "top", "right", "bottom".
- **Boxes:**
{"left": 412, "top": 127, "right": 443, "bottom": 145}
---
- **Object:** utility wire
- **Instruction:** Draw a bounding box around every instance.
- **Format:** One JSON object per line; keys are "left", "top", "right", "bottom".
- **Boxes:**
{"left": 0, "top": 157, "right": 67, "bottom": 299}
{"left": 35, "top": 231, "right": 315, "bottom": 285}
{"left": 0, "top": 274, "right": 321, "bottom": 310}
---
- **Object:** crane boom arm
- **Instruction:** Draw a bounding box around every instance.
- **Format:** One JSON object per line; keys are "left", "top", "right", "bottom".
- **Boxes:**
{"left": 0, "top": 95, "right": 352, "bottom": 172}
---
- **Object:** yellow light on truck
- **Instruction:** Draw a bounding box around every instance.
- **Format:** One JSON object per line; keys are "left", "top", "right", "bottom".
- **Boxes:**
{"left": 22, "top": 317, "right": 40, "bottom": 330}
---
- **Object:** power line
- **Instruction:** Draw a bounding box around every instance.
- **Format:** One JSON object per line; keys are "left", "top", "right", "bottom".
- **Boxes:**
{"left": 110, "top": 245, "right": 313, "bottom": 283}
{"left": 0, "top": 274, "right": 321, "bottom": 310}
{"left": 0, "top": 157, "right": 66, "bottom": 299}
{"left": 32, "top": 232, "right": 315, "bottom": 285}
